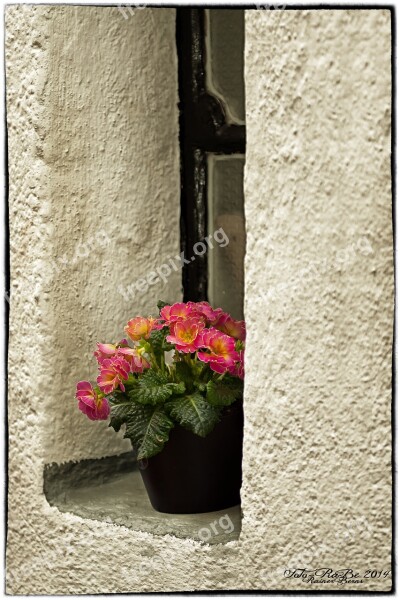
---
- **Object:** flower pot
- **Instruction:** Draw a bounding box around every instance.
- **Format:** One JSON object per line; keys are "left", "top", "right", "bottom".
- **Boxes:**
{"left": 138, "top": 399, "right": 244, "bottom": 514}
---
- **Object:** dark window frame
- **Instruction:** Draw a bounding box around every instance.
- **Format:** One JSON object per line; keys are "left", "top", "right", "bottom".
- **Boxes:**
{"left": 176, "top": 7, "right": 246, "bottom": 302}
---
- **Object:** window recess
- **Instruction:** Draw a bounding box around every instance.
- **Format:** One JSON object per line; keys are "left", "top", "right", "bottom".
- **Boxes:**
{"left": 177, "top": 8, "right": 246, "bottom": 320}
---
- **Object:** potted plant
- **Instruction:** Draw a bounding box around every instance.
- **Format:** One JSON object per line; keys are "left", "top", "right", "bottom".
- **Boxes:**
{"left": 75, "top": 300, "right": 245, "bottom": 514}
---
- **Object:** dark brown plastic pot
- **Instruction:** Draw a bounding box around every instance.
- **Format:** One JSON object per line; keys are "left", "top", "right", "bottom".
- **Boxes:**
{"left": 138, "top": 399, "right": 243, "bottom": 514}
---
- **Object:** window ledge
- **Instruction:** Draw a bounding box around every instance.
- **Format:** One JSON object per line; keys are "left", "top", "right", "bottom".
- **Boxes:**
{"left": 44, "top": 452, "right": 241, "bottom": 544}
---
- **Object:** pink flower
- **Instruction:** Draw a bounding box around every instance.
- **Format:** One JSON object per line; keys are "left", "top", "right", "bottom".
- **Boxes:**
{"left": 160, "top": 301, "right": 224, "bottom": 327}
{"left": 197, "top": 328, "right": 240, "bottom": 374}
{"left": 125, "top": 317, "right": 162, "bottom": 342}
{"left": 160, "top": 302, "right": 198, "bottom": 325}
{"left": 213, "top": 313, "right": 246, "bottom": 341}
{"left": 75, "top": 381, "right": 110, "bottom": 421}
{"left": 187, "top": 301, "right": 224, "bottom": 325}
{"left": 97, "top": 356, "right": 130, "bottom": 394}
{"left": 166, "top": 317, "right": 205, "bottom": 353}
{"left": 118, "top": 346, "right": 150, "bottom": 373}
{"left": 94, "top": 339, "right": 129, "bottom": 366}
{"left": 228, "top": 350, "right": 245, "bottom": 380}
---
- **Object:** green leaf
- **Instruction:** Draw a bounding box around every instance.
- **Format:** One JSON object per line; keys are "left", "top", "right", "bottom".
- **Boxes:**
{"left": 123, "top": 373, "right": 139, "bottom": 394}
{"left": 174, "top": 361, "right": 194, "bottom": 387}
{"left": 206, "top": 377, "right": 243, "bottom": 407}
{"left": 108, "top": 394, "right": 174, "bottom": 459}
{"left": 166, "top": 392, "right": 221, "bottom": 437}
{"left": 130, "top": 370, "right": 185, "bottom": 405}
{"left": 124, "top": 404, "right": 174, "bottom": 460}
{"left": 157, "top": 300, "right": 171, "bottom": 311}
{"left": 149, "top": 328, "right": 173, "bottom": 354}
{"left": 108, "top": 394, "right": 134, "bottom": 433}
{"left": 149, "top": 328, "right": 164, "bottom": 355}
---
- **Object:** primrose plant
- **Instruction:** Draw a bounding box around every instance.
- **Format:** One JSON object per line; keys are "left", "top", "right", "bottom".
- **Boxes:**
{"left": 75, "top": 301, "right": 245, "bottom": 460}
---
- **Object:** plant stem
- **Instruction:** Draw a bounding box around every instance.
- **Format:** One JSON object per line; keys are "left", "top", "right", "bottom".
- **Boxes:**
{"left": 160, "top": 350, "right": 165, "bottom": 372}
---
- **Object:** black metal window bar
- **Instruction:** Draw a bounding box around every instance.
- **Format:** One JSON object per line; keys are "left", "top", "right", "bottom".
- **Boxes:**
{"left": 176, "top": 8, "right": 246, "bottom": 302}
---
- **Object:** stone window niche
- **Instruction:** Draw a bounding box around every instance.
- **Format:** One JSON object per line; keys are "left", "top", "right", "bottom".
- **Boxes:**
{"left": 179, "top": 7, "right": 246, "bottom": 318}
{"left": 44, "top": 453, "right": 241, "bottom": 544}
{"left": 42, "top": 6, "right": 246, "bottom": 545}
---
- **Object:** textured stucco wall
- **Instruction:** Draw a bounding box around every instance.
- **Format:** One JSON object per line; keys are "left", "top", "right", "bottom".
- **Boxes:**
{"left": 243, "top": 7, "right": 393, "bottom": 591}
{"left": 6, "top": 6, "right": 392, "bottom": 594}
{"left": 6, "top": 5, "right": 181, "bottom": 468}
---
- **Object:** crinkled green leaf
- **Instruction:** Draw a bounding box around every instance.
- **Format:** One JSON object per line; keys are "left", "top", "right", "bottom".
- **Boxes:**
{"left": 108, "top": 394, "right": 135, "bottom": 433}
{"left": 124, "top": 404, "right": 174, "bottom": 460}
{"left": 108, "top": 394, "right": 174, "bottom": 459}
{"left": 149, "top": 328, "right": 173, "bottom": 354}
{"left": 129, "top": 369, "right": 185, "bottom": 405}
{"left": 166, "top": 392, "right": 221, "bottom": 437}
{"left": 206, "top": 377, "right": 243, "bottom": 407}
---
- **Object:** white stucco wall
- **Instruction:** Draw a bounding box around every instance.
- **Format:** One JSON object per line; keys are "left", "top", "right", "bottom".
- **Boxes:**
{"left": 6, "top": 6, "right": 392, "bottom": 594}
{"left": 6, "top": 5, "right": 181, "bottom": 466}
{"left": 243, "top": 7, "right": 392, "bottom": 591}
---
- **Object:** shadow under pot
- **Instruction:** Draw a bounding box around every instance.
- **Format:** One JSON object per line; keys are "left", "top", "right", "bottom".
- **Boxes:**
{"left": 138, "top": 399, "right": 244, "bottom": 514}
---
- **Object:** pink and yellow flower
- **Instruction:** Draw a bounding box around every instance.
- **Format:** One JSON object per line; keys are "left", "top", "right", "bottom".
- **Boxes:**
{"left": 228, "top": 350, "right": 245, "bottom": 380}
{"left": 118, "top": 345, "right": 150, "bottom": 372}
{"left": 124, "top": 317, "right": 161, "bottom": 342}
{"left": 166, "top": 317, "right": 205, "bottom": 353}
{"left": 94, "top": 339, "right": 129, "bottom": 366}
{"left": 213, "top": 313, "right": 246, "bottom": 341}
{"left": 187, "top": 301, "right": 224, "bottom": 325}
{"left": 97, "top": 356, "right": 130, "bottom": 394}
{"left": 197, "top": 328, "right": 240, "bottom": 374}
{"left": 160, "top": 302, "right": 198, "bottom": 325}
{"left": 75, "top": 381, "right": 110, "bottom": 421}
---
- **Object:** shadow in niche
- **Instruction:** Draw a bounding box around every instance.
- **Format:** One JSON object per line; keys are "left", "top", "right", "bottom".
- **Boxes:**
{"left": 43, "top": 452, "right": 241, "bottom": 544}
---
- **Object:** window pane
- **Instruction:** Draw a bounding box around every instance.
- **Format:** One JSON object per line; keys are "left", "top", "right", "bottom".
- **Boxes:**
{"left": 207, "top": 155, "right": 245, "bottom": 320}
{"left": 205, "top": 9, "right": 245, "bottom": 124}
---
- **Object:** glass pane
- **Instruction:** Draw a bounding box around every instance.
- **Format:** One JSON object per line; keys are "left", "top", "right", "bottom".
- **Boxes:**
{"left": 207, "top": 155, "right": 245, "bottom": 320}
{"left": 205, "top": 9, "right": 245, "bottom": 124}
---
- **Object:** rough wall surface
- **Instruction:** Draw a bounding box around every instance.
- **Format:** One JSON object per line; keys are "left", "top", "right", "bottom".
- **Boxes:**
{"left": 6, "top": 4, "right": 182, "bottom": 470}
{"left": 243, "top": 7, "right": 393, "bottom": 592}
{"left": 6, "top": 6, "right": 392, "bottom": 594}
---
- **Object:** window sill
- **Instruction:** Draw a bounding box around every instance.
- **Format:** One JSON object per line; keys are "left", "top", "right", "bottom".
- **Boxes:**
{"left": 44, "top": 452, "right": 241, "bottom": 544}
